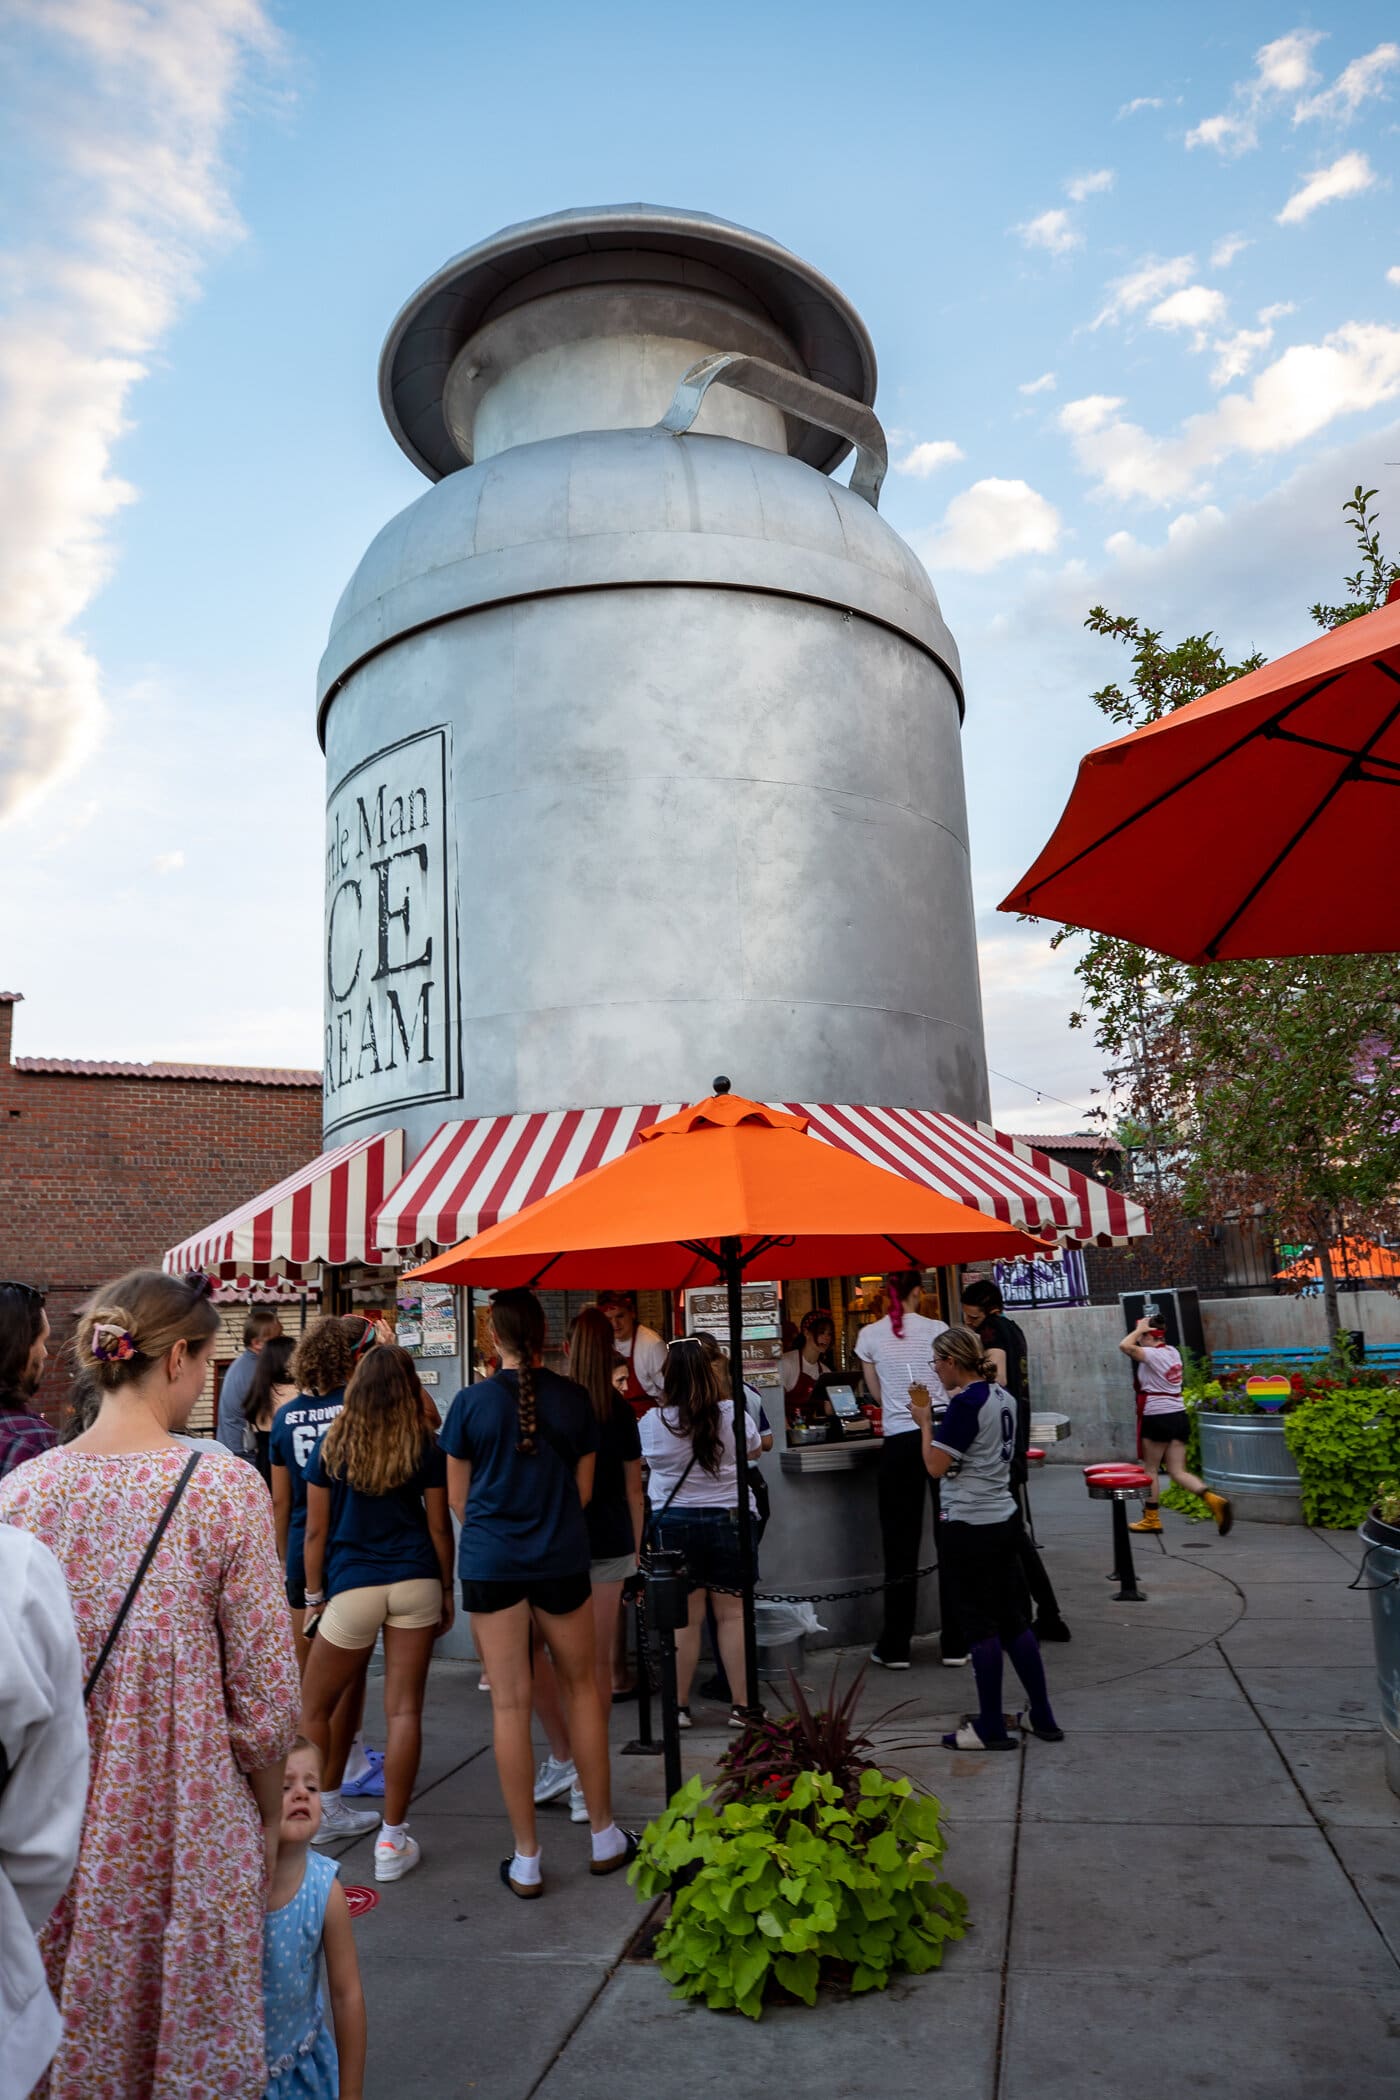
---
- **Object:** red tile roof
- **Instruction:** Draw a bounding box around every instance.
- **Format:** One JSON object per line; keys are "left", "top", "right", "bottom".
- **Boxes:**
{"left": 1001, "top": 1131, "right": 1114, "bottom": 1151}
{"left": 14, "top": 1058, "right": 320, "bottom": 1088}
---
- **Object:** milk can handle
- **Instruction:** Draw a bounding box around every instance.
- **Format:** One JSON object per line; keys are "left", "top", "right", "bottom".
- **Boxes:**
{"left": 657, "top": 352, "right": 888, "bottom": 510}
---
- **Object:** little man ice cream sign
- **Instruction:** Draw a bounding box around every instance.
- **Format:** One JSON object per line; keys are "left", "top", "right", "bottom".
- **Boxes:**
{"left": 324, "top": 726, "right": 457, "bottom": 1132}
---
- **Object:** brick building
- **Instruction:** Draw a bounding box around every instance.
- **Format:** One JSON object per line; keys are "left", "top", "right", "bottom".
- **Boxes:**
{"left": 0, "top": 992, "right": 322, "bottom": 1426}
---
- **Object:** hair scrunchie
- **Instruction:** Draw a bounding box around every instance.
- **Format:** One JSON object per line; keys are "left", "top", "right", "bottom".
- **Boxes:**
{"left": 90, "top": 1322, "right": 137, "bottom": 1363}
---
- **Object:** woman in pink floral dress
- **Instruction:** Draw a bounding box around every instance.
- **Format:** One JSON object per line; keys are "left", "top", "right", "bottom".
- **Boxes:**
{"left": 0, "top": 1269, "right": 301, "bottom": 2099}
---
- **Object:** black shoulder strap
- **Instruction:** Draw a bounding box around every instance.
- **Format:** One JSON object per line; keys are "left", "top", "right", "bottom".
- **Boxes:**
{"left": 644, "top": 1446, "right": 699, "bottom": 1549}
{"left": 85, "top": 1452, "right": 199, "bottom": 1704}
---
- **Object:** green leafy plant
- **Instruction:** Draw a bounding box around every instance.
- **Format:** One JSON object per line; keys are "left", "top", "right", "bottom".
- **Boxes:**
{"left": 629, "top": 1767, "right": 966, "bottom": 2018}
{"left": 1283, "top": 1388, "right": 1400, "bottom": 1529}
{"left": 716, "top": 1665, "right": 919, "bottom": 1808}
{"left": 1375, "top": 1479, "right": 1400, "bottom": 1527}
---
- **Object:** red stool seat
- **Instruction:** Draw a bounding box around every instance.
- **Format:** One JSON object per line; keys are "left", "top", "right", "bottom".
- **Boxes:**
{"left": 1026, "top": 1446, "right": 1045, "bottom": 1465}
{"left": 1084, "top": 1463, "right": 1153, "bottom": 1489}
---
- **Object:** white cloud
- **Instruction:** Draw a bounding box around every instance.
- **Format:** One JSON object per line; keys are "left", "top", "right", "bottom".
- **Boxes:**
{"left": 1188, "top": 29, "right": 1326, "bottom": 155}
{"left": 152, "top": 850, "right": 185, "bottom": 875}
{"left": 1148, "top": 285, "right": 1230, "bottom": 348}
{"left": 1278, "top": 151, "right": 1378, "bottom": 225}
{"left": 1018, "top": 208, "right": 1080, "bottom": 256}
{"left": 1294, "top": 42, "right": 1400, "bottom": 124}
{"left": 1092, "top": 254, "right": 1194, "bottom": 329}
{"left": 0, "top": 1, "right": 277, "bottom": 823}
{"left": 1019, "top": 372, "right": 1057, "bottom": 396}
{"left": 1059, "top": 321, "right": 1400, "bottom": 505}
{"left": 1210, "top": 327, "right": 1273, "bottom": 387}
{"left": 1389, "top": 267, "right": 1400, "bottom": 288}
{"left": 1211, "top": 233, "right": 1250, "bottom": 269}
{"left": 1259, "top": 301, "right": 1297, "bottom": 325}
{"left": 1117, "top": 95, "right": 1164, "bottom": 118}
{"left": 918, "top": 479, "right": 1063, "bottom": 573}
{"left": 1065, "top": 168, "right": 1115, "bottom": 202}
{"left": 894, "top": 438, "right": 965, "bottom": 478}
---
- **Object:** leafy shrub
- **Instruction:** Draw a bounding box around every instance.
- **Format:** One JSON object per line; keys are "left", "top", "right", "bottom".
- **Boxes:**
{"left": 1376, "top": 1479, "right": 1400, "bottom": 1527}
{"left": 1284, "top": 1388, "right": 1400, "bottom": 1529}
{"left": 630, "top": 1767, "right": 966, "bottom": 2018}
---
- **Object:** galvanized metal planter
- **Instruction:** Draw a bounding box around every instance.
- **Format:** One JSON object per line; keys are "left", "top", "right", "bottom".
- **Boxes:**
{"left": 1359, "top": 1509, "right": 1400, "bottom": 1798}
{"left": 1198, "top": 1410, "right": 1303, "bottom": 1524}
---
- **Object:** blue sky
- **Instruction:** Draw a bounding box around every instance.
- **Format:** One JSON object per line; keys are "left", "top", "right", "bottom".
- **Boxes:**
{"left": 1, "top": 1, "right": 1397, "bottom": 1133}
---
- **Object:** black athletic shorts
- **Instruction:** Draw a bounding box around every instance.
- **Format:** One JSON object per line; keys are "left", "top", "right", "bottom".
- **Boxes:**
{"left": 938, "top": 1517, "right": 1032, "bottom": 1646}
{"left": 1140, "top": 1409, "right": 1191, "bottom": 1447}
{"left": 461, "top": 1570, "right": 592, "bottom": 1616}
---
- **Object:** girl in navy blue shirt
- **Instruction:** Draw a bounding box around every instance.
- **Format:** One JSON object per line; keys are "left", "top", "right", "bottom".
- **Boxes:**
{"left": 440, "top": 1288, "right": 634, "bottom": 1897}
{"left": 302, "top": 1345, "right": 453, "bottom": 1884}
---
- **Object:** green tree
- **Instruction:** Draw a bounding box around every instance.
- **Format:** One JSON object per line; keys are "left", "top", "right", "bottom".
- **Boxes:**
{"left": 1052, "top": 490, "right": 1400, "bottom": 1340}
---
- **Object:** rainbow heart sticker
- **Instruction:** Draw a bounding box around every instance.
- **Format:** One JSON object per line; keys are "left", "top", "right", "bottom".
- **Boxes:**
{"left": 1246, "top": 1374, "right": 1291, "bottom": 1413}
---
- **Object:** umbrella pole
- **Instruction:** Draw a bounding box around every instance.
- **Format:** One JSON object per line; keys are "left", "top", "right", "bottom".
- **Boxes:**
{"left": 722, "top": 1237, "right": 763, "bottom": 1717}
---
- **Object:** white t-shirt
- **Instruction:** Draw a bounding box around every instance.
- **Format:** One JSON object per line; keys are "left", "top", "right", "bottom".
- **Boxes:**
{"left": 617, "top": 1324, "right": 667, "bottom": 1399}
{"left": 855, "top": 1310, "right": 949, "bottom": 1437}
{"left": 1138, "top": 1343, "right": 1185, "bottom": 1414}
{"left": 639, "top": 1399, "right": 761, "bottom": 1513}
{"left": 0, "top": 1528, "right": 89, "bottom": 2100}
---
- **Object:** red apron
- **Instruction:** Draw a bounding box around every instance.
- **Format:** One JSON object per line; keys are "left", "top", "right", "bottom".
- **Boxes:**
{"left": 619, "top": 1332, "right": 654, "bottom": 1421}
{"left": 785, "top": 1356, "right": 817, "bottom": 1423}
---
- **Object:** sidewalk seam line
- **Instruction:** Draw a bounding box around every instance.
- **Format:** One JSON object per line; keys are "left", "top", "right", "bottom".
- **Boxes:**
{"left": 1216, "top": 1642, "right": 1400, "bottom": 1976}
{"left": 991, "top": 1737, "right": 1026, "bottom": 2099}
{"left": 521, "top": 1897, "right": 667, "bottom": 2100}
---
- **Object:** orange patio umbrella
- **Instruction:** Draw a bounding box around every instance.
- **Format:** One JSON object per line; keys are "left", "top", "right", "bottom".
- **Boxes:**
{"left": 1277, "top": 1236, "right": 1400, "bottom": 1286}
{"left": 1000, "top": 585, "right": 1400, "bottom": 963}
{"left": 407, "top": 1082, "right": 1042, "bottom": 1713}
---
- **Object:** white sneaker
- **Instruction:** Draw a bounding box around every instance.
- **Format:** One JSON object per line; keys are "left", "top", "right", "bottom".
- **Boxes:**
{"left": 533, "top": 1755, "right": 577, "bottom": 1804}
{"left": 312, "top": 1797, "right": 381, "bottom": 1843}
{"left": 569, "top": 1784, "right": 589, "bottom": 1824}
{"left": 374, "top": 1829, "right": 421, "bottom": 1883}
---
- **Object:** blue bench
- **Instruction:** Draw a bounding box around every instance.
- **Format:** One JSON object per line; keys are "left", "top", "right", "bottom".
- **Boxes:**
{"left": 1213, "top": 1345, "right": 1400, "bottom": 1371}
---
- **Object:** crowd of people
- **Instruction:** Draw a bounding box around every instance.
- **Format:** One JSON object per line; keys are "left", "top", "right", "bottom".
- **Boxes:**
{"left": 0, "top": 1262, "right": 1107, "bottom": 2095}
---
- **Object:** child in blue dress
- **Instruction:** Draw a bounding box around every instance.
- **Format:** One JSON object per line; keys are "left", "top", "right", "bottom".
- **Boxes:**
{"left": 263, "top": 1737, "right": 367, "bottom": 2099}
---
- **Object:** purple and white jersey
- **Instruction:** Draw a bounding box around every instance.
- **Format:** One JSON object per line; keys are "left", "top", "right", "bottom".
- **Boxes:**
{"left": 931, "top": 1380, "right": 1018, "bottom": 1526}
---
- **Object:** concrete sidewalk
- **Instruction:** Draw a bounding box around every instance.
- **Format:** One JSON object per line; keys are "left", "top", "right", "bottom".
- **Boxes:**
{"left": 325, "top": 1470, "right": 1400, "bottom": 2098}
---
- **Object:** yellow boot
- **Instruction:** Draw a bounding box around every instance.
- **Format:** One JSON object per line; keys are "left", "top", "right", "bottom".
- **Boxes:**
{"left": 1129, "top": 1504, "right": 1163, "bottom": 1533}
{"left": 1203, "top": 1491, "right": 1234, "bottom": 1536}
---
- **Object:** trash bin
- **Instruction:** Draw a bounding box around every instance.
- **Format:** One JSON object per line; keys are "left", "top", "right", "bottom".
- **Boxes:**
{"left": 754, "top": 1601, "right": 824, "bottom": 1683}
{"left": 1347, "top": 1329, "right": 1366, "bottom": 1363}
{"left": 1359, "top": 1508, "right": 1400, "bottom": 1797}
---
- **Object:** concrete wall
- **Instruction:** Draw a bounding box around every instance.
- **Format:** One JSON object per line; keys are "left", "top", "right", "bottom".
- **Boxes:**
{"left": 1022, "top": 1291, "right": 1400, "bottom": 1465}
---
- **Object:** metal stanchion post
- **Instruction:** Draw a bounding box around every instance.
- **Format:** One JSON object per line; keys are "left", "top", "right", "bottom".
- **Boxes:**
{"left": 621, "top": 1584, "right": 660, "bottom": 1758}
{"left": 643, "top": 1548, "right": 690, "bottom": 1802}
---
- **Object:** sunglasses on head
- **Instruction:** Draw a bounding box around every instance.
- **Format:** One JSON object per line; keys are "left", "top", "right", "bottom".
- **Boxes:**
{"left": 182, "top": 1273, "right": 215, "bottom": 1302}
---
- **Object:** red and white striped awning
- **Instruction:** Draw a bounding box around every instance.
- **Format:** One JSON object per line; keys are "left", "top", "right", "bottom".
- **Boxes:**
{"left": 782, "top": 1105, "right": 1148, "bottom": 1242}
{"left": 164, "top": 1129, "right": 405, "bottom": 1278}
{"left": 374, "top": 1103, "right": 1149, "bottom": 1252}
{"left": 375, "top": 1106, "right": 683, "bottom": 1251}
{"left": 986, "top": 1125, "right": 1146, "bottom": 1244}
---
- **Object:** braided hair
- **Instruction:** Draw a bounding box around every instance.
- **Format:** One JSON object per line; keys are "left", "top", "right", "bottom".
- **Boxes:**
{"left": 490, "top": 1289, "right": 547, "bottom": 1455}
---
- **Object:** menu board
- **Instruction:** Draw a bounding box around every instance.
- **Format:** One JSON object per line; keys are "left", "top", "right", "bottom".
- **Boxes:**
{"left": 686, "top": 1281, "right": 782, "bottom": 1389}
{"left": 395, "top": 1282, "right": 458, "bottom": 1358}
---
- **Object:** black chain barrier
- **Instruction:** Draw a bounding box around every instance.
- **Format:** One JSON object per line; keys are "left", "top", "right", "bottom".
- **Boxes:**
{"left": 649, "top": 1560, "right": 941, "bottom": 1606}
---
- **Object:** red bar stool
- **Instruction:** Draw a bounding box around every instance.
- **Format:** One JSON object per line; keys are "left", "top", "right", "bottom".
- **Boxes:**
{"left": 1084, "top": 1463, "right": 1154, "bottom": 1602}
{"left": 1025, "top": 1446, "right": 1046, "bottom": 1469}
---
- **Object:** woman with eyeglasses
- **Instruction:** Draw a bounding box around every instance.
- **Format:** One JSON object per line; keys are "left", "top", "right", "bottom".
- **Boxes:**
{"left": 639, "top": 1336, "right": 762, "bottom": 1729}
{"left": 0, "top": 1267, "right": 301, "bottom": 2100}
